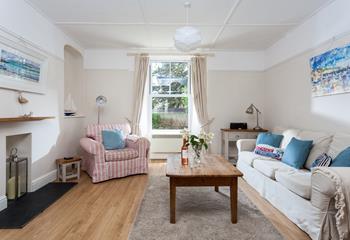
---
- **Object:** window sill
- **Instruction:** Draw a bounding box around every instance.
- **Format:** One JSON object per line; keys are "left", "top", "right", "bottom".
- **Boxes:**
{"left": 63, "top": 115, "right": 85, "bottom": 119}
{"left": 152, "top": 130, "right": 183, "bottom": 138}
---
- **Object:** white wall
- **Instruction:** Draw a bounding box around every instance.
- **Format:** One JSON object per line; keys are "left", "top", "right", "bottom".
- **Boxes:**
{"left": 83, "top": 69, "right": 134, "bottom": 125}
{"left": 208, "top": 71, "right": 264, "bottom": 153}
{"left": 0, "top": 0, "right": 84, "bottom": 209}
{"left": 0, "top": 55, "right": 64, "bottom": 198}
{"left": 84, "top": 49, "right": 134, "bottom": 70}
{"left": 264, "top": 35, "right": 350, "bottom": 133}
{"left": 63, "top": 46, "right": 86, "bottom": 157}
{"left": 83, "top": 49, "right": 265, "bottom": 71}
{"left": 263, "top": 0, "right": 350, "bottom": 133}
{"left": 64, "top": 46, "right": 85, "bottom": 115}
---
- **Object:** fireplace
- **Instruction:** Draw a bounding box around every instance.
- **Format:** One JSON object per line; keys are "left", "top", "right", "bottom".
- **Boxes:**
{"left": 2, "top": 133, "right": 32, "bottom": 206}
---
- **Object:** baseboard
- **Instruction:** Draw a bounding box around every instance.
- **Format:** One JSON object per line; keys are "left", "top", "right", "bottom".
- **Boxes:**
{"left": 151, "top": 152, "right": 178, "bottom": 160}
{"left": 31, "top": 169, "right": 57, "bottom": 192}
{"left": 0, "top": 195, "right": 7, "bottom": 211}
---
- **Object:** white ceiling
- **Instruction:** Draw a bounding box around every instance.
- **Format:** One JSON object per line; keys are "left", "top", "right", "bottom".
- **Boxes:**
{"left": 27, "top": 0, "right": 333, "bottom": 51}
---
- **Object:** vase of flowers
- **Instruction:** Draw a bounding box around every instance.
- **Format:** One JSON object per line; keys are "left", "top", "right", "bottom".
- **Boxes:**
{"left": 181, "top": 129, "right": 214, "bottom": 166}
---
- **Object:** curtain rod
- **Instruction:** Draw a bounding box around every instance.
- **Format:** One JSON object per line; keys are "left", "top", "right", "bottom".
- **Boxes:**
{"left": 126, "top": 52, "right": 215, "bottom": 57}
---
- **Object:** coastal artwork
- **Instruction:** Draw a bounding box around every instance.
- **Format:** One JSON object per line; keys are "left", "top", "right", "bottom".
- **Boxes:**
{"left": 310, "top": 44, "right": 350, "bottom": 97}
{"left": 0, "top": 49, "right": 41, "bottom": 82}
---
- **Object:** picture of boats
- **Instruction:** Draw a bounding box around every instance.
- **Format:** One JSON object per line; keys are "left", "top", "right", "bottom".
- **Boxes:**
{"left": 0, "top": 49, "right": 41, "bottom": 82}
{"left": 310, "top": 43, "right": 350, "bottom": 97}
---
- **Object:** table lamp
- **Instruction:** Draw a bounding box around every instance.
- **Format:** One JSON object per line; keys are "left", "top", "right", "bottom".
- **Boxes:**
{"left": 245, "top": 104, "right": 262, "bottom": 130}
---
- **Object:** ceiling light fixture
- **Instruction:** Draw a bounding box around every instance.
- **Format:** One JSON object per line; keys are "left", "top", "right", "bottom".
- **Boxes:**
{"left": 174, "top": 2, "right": 201, "bottom": 52}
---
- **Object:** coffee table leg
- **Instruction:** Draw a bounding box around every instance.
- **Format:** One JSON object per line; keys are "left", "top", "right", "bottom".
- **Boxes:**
{"left": 215, "top": 186, "right": 219, "bottom": 192}
{"left": 230, "top": 177, "right": 238, "bottom": 223}
{"left": 170, "top": 178, "right": 176, "bottom": 224}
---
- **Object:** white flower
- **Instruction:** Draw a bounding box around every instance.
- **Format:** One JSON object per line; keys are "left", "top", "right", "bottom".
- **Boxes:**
{"left": 180, "top": 128, "right": 190, "bottom": 139}
{"left": 197, "top": 130, "right": 214, "bottom": 144}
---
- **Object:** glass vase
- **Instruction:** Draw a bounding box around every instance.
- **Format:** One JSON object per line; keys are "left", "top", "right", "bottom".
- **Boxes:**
{"left": 193, "top": 148, "right": 201, "bottom": 165}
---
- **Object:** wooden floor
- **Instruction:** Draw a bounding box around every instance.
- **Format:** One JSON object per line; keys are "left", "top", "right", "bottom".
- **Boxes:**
{"left": 0, "top": 162, "right": 310, "bottom": 240}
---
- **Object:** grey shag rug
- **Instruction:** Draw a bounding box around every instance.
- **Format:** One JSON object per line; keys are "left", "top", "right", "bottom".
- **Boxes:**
{"left": 129, "top": 172, "right": 283, "bottom": 240}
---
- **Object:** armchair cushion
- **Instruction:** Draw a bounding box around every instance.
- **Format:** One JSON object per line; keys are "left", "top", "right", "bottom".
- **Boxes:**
{"left": 102, "top": 129, "right": 125, "bottom": 150}
{"left": 105, "top": 148, "right": 139, "bottom": 161}
{"left": 86, "top": 123, "right": 131, "bottom": 143}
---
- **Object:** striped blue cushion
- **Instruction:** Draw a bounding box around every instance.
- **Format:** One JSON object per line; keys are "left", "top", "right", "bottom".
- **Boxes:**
{"left": 311, "top": 153, "right": 332, "bottom": 168}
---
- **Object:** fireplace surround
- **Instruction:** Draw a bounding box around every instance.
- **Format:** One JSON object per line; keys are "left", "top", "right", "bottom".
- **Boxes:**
{"left": 0, "top": 132, "right": 32, "bottom": 210}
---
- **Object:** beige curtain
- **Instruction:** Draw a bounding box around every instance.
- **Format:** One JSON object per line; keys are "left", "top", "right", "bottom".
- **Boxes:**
{"left": 131, "top": 54, "right": 149, "bottom": 135}
{"left": 191, "top": 56, "right": 212, "bottom": 132}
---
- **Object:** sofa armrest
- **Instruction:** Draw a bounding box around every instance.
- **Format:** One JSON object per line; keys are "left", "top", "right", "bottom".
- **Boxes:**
{"left": 80, "top": 137, "right": 105, "bottom": 155}
{"left": 237, "top": 139, "right": 256, "bottom": 152}
{"left": 311, "top": 167, "right": 350, "bottom": 210}
{"left": 126, "top": 135, "right": 150, "bottom": 158}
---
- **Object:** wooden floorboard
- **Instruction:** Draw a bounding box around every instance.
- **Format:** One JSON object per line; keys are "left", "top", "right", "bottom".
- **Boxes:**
{"left": 0, "top": 163, "right": 309, "bottom": 240}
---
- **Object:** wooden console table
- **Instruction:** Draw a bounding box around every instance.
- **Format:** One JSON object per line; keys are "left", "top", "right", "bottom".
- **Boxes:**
{"left": 221, "top": 128, "right": 268, "bottom": 164}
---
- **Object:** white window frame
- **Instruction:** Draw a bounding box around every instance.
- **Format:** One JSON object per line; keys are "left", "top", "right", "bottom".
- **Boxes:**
{"left": 149, "top": 59, "right": 192, "bottom": 135}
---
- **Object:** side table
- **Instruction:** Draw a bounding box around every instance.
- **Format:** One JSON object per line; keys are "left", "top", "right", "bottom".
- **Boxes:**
{"left": 56, "top": 157, "right": 81, "bottom": 182}
{"left": 221, "top": 128, "right": 268, "bottom": 164}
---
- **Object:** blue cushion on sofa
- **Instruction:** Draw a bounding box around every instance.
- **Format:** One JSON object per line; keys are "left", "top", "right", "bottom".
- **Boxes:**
{"left": 331, "top": 147, "right": 350, "bottom": 167}
{"left": 256, "top": 133, "right": 283, "bottom": 148}
{"left": 102, "top": 129, "right": 125, "bottom": 150}
{"left": 282, "top": 137, "right": 313, "bottom": 169}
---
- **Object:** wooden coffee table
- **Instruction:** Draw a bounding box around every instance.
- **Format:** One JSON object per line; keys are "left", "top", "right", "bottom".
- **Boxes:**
{"left": 166, "top": 154, "right": 243, "bottom": 224}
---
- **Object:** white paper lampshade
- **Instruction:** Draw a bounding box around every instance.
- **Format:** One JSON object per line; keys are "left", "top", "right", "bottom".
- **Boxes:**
{"left": 174, "top": 26, "right": 201, "bottom": 52}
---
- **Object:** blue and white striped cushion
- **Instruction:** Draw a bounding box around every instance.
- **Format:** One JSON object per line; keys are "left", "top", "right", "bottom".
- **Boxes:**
{"left": 311, "top": 153, "right": 332, "bottom": 168}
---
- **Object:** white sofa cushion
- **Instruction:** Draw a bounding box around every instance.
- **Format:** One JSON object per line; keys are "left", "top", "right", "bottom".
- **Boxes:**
{"left": 297, "top": 130, "right": 333, "bottom": 170}
{"left": 238, "top": 151, "right": 264, "bottom": 166}
{"left": 328, "top": 133, "right": 350, "bottom": 159}
{"left": 281, "top": 129, "right": 300, "bottom": 149}
{"left": 253, "top": 159, "right": 293, "bottom": 179}
{"left": 275, "top": 170, "right": 312, "bottom": 199}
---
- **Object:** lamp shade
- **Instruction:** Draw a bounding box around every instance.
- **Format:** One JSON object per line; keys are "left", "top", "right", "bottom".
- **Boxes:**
{"left": 245, "top": 104, "right": 254, "bottom": 114}
{"left": 96, "top": 95, "right": 107, "bottom": 106}
{"left": 174, "top": 26, "right": 201, "bottom": 52}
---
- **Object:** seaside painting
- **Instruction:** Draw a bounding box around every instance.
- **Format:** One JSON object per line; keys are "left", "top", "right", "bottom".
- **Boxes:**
{"left": 0, "top": 49, "right": 41, "bottom": 82}
{"left": 310, "top": 43, "right": 350, "bottom": 97}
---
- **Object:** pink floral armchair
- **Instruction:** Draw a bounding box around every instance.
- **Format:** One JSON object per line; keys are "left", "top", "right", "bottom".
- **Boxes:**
{"left": 80, "top": 123, "right": 150, "bottom": 183}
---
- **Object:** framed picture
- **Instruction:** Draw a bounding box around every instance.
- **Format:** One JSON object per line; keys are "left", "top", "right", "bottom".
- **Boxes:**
{"left": 0, "top": 34, "right": 48, "bottom": 94}
{"left": 310, "top": 43, "right": 350, "bottom": 97}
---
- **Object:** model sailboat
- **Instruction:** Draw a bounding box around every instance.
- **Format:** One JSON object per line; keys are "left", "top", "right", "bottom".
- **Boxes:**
{"left": 64, "top": 93, "right": 77, "bottom": 116}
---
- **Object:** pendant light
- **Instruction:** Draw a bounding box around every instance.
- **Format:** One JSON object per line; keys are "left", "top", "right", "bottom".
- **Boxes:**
{"left": 174, "top": 2, "right": 202, "bottom": 52}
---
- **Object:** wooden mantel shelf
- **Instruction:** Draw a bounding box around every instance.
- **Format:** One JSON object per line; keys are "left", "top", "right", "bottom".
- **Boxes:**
{"left": 0, "top": 116, "right": 55, "bottom": 123}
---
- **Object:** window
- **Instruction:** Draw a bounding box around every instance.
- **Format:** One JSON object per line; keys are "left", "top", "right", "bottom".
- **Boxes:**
{"left": 150, "top": 61, "right": 190, "bottom": 133}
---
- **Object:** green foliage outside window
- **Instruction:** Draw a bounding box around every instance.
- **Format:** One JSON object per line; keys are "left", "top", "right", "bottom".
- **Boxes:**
{"left": 151, "top": 61, "right": 190, "bottom": 130}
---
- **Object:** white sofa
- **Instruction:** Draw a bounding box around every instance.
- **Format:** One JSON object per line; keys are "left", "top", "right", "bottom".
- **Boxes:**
{"left": 236, "top": 127, "right": 350, "bottom": 240}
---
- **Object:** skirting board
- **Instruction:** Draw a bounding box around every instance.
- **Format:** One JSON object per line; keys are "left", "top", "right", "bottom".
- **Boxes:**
{"left": 150, "top": 152, "right": 178, "bottom": 160}
{"left": 31, "top": 169, "right": 57, "bottom": 192}
{"left": 0, "top": 195, "right": 7, "bottom": 211}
